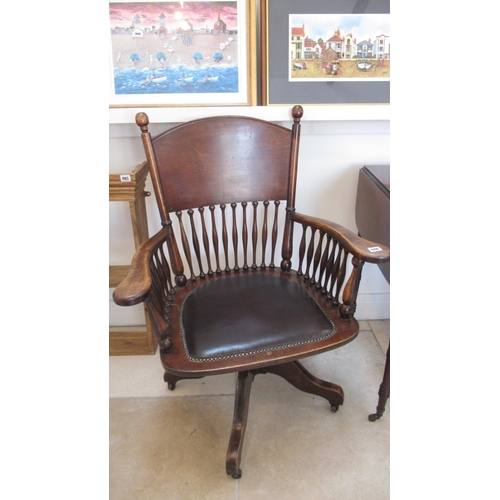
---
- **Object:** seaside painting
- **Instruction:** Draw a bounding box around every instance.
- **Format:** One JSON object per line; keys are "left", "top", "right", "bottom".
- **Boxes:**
{"left": 109, "top": 1, "right": 252, "bottom": 106}
{"left": 289, "top": 14, "right": 390, "bottom": 82}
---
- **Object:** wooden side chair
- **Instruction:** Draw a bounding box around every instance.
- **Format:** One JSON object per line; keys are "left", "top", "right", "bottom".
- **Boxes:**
{"left": 113, "top": 106, "right": 390, "bottom": 478}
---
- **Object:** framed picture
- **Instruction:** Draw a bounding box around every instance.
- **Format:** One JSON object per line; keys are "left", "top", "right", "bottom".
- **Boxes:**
{"left": 109, "top": 0, "right": 256, "bottom": 107}
{"left": 260, "top": 0, "right": 390, "bottom": 106}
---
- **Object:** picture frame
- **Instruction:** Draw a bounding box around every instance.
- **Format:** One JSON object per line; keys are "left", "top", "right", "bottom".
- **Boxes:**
{"left": 109, "top": 0, "right": 257, "bottom": 108}
{"left": 260, "top": 0, "right": 390, "bottom": 106}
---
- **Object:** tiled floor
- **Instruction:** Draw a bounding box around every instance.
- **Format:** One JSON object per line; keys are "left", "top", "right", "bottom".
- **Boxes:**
{"left": 110, "top": 320, "right": 389, "bottom": 499}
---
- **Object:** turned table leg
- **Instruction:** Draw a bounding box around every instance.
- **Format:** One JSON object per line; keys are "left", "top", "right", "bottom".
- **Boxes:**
{"left": 369, "top": 344, "right": 390, "bottom": 421}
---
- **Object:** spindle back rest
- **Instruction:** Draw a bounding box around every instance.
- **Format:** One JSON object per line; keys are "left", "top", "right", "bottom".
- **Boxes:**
{"left": 136, "top": 109, "right": 303, "bottom": 285}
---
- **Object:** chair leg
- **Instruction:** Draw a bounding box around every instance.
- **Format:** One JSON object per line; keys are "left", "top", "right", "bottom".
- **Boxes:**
{"left": 226, "top": 371, "right": 255, "bottom": 479}
{"left": 163, "top": 371, "right": 204, "bottom": 391}
{"left": 369, "top": 344, "right": 390, "bottom": 421}
{"left": 261, "top": 361, "right": 344, "bottom": 412}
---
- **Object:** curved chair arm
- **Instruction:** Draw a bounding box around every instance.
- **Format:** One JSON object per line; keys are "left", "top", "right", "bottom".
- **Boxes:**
{"left": 291, "top": 211, "right": 389, "bottom": 319}
{"left": 112, "top": 227, "right": 170, "bottom": 307}
{"left": 292, "top": 212, "right": 389, "bottom": 264}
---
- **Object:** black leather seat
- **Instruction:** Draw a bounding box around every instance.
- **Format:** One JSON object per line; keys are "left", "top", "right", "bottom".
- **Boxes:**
{"left": 180, "top": 273, "right": 336, "bottom": 361}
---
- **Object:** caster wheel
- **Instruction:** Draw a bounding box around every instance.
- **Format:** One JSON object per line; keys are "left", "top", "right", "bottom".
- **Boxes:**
{"left": 167, "top": 382, "right": 176, "bottom": 391}
{"left": 330, "top": 404, "right": 339, "bottom": 413}
{"left": 231, "top": 469, "right": 242, "bottom": 479}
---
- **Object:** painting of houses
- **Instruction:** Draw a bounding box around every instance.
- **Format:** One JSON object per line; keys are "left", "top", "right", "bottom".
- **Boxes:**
{"left": 357, "top": 39, "right": 374, "bottom": 58}
{"left": 322, "top": 47, "right": 339, "bottom": 65}
{"left": 343, "top": 34, "right": 355, "bottom": 59}
{"left": 291, "top": 25, "right": 305, "bottom": 59}
{"left": 288, "top": 13, "right": 390, "bottom": 81}
{"left": 303, "top": 37, "right": 323, "bottom": 59}
{"left": 374, "top": 34, "right": 390, "bottom": 59}
{"left": 325, "top": 30, "right": 344, "bottom": 57}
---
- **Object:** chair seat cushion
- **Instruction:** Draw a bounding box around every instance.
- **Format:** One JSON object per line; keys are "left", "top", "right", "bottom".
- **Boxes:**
{"left": 180, "top": 273, "right": 336, "bottom": 362}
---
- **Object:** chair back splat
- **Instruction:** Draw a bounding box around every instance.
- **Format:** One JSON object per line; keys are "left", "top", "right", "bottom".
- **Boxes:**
{"left": 113, "top": 106, "right": 390, "bottom": 479}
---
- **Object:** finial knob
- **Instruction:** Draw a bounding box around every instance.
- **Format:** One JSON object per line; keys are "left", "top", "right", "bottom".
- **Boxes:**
{"left": 292, "top": 105, "right": 304, "bottom": 121}
{"left": 135, "top": 112, "right": 149, "bottom": 131}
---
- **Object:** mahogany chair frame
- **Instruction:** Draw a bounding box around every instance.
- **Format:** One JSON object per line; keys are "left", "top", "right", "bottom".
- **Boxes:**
{"left": 113, "top": 106, "right": 389, "bottom": 478}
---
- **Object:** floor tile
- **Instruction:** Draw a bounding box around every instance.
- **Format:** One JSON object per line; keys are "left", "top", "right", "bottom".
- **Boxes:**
{"left": 368, "top": 320, "right": 390, "bottom": 353}
{"left": 109, "top": 354, "right": 236, "bottom": 398}
{"left": 358, "top": 320, "right": 371, "bottom": 332}
{"left": 110, "top": 396, "right": 238, "bottom": 500}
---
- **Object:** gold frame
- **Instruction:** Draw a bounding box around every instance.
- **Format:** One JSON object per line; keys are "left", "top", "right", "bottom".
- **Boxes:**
{"left": 109, "top": 0, "right": 256, "bottom": 108}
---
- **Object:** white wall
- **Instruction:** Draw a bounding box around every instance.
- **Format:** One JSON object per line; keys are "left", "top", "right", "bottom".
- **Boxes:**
{"left": 109, "top": 115, "right": 390, "bottom": 325}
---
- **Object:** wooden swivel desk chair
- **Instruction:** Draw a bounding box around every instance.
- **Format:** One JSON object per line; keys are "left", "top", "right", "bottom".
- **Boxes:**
{"left": 113, "top": 106, "right": 390, "bottom": 478}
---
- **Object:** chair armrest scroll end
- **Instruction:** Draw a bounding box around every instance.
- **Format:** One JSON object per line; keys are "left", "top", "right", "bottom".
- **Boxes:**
{"left": 113, "top": 284, "right": 148, "bottom": 307}
{"left": 112, "top": 268, "right": 151, "bottom": 307}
